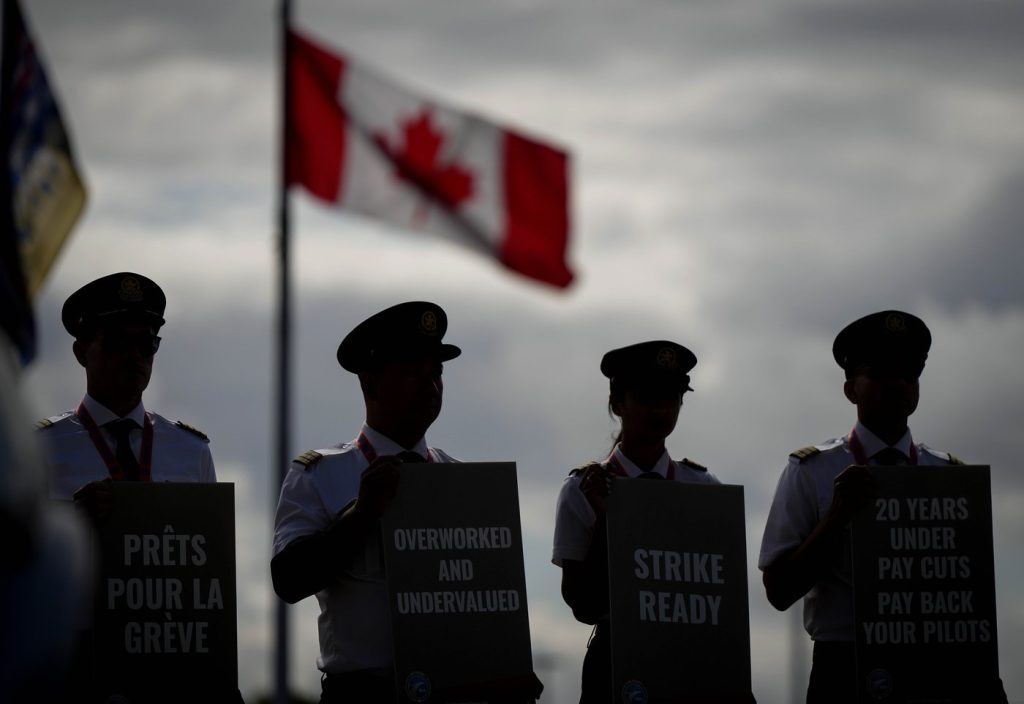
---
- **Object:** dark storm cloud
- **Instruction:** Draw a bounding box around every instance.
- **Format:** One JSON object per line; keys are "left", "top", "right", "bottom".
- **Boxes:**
{"left": 791, "top": 0, "right": 1024, "bottom": 54}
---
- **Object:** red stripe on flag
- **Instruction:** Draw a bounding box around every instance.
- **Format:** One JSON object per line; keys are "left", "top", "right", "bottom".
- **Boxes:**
{"left": 287, "top": 30, "right": 347, "bottom": 202}
{"left": 500, "top": 133, "right": 574, "bottom": 288}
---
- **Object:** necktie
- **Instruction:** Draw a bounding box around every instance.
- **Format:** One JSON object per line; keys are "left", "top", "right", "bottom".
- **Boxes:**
{"left": 397, "top": 451, "right": 427, "bottom": 464}
{"left": 872, "top": 447, "right": 906, "bottom": 466}
{"left": 638, "top": 471, "right": 665, "bottom": 480}
{"left": 106, "top": 419, "right": 141, "bottom": 480}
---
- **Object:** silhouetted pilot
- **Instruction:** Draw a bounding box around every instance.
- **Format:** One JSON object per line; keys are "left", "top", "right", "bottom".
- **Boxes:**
{"left": 759, "top": 310, "right": 1007, "bottom": 704}
{"left": 272, "top": 301, "right": 463, "bottom": 703}
{"left": 40, "top": 272, "right": 215, "bottom": 507}
{"left": 37, "top": 272, "right": 224, "bottom": 704}
{"left": 552, "top": 341, "right": 722, "bottom": 704}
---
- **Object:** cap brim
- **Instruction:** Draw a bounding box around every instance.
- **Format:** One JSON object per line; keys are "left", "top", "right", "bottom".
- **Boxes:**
{"left": 616, "top": 372, "right": 692, "bottom": 394}
{"left": 340, "top": 342, "right": 462, "bottom": 373}
{"left": 94, "top": 309, "right": 165, "bottom": 326}
{"left": 438, "top": 343, "right": 461, "bottom": 362}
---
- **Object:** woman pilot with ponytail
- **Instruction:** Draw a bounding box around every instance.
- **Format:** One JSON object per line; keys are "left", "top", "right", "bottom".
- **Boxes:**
{"left": 551, "top": 340, "right": 720, "bottom": 703}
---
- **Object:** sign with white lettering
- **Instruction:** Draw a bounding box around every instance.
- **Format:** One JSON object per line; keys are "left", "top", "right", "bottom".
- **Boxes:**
{"left": 851, "top": 466, "right": 1002, "bottom": 703}
{"left": 93, "top": 483, "right": 237, "bottom": 699}
{"left": 606, "top": 480, "right": 752, "bottom": 703}
{"left": 381, "top": 462, "right": 537, "bottom": 703}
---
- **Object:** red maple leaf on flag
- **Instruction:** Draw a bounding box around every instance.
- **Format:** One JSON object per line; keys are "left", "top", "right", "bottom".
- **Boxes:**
{"left": 373, "top": 108, "right": 475, "bottom": 220}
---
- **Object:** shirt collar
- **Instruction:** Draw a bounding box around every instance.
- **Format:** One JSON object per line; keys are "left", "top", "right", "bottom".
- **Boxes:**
{"left": 609, "top": 444, "right": 671, "bottom": 478}
{"left": 853, "top": 420, "right": 913, "bottom": 460}
{"left": 83, "top": 394, "right": 146, "bottom": 427}
{"left": 361, "top": 423, "right": 430, "bottom": 459}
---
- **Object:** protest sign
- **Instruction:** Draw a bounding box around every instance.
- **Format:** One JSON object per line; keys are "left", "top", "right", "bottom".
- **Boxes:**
{"left": 607, "top": 480, "right": 752, "bottom": 703}
{"left": 382, "top": 462, "right": 535, "bottom": 703}
{"left": 852, "top": 466, "right": 1001, "bottom": 703}
{"left": 93, "top": 482, "right": 237, "bottom": 697}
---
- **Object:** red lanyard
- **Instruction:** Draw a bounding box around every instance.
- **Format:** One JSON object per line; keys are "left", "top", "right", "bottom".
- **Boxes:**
{"left": 606, "top": 452, "right": 676, "bottom": 480}
{"left": 355, "top": 432, "right": 433, "bottom": 464}
{"left": 76, "top": 403, "right": 155, "bottom": 481}
{"left": 848, "top": 427, "right": 918, "bottom": 466}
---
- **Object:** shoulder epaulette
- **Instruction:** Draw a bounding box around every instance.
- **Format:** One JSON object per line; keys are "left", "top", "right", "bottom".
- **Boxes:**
{"left": 174, "top": 421, "right": 210, "bottom": 442}
{"left": 294, "top": 450, "right": 323, "bottom": 470}
{"left": 35, "top": 411, "right": 72, "bottom": 430}
{"left": 790, "top": 446, "right": 821, "bottom": 463}
{"left": 680, "top": 457, "right": 707, "bottom": 472}
{"left": 919, "top": 444, "right": 965, "bottom": 465}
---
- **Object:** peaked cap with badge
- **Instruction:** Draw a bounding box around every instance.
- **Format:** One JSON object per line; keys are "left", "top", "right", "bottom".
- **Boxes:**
{"left": 337, "top": 301, "right": 462, "bottom": 373}
{"left": 601, "top": 340, "right": 697, "bottom": 392}
{"left": 832, "top": 310, "right": 930, "bottom": 377}
{"left": 61, "top": 272, "right": 166, "bottom": 338}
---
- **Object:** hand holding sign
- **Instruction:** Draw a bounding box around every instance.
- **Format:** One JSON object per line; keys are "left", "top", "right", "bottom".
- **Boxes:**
{"left": 578, "top": 462, "right": 611, "bottom": 515}
{"left": 72, "top": 477, "right": 115, "bottom": 523}
{"left": 830, "top": 464, "right": 878, "bottom": 526}
{"left": 354, "top": 455, "right": 402, "bottom": 519}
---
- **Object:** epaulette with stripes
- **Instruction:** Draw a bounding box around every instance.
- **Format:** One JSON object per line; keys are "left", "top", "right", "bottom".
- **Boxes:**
{"left": 680, "top": 457, "right": 707, "bottom": 472}
{"left": 920, "top": 444, "right": 965, "bottom": 465}
{"left": 790, "top": 446, "right": 821, "bottom": 463}
{"left": 294, "top": 450, "right": 323, "bottom": 470}
{"left": 35, "top": 411, "right": 72, "bottom": 430}
{"left": 174, "top": 421, "right": 210, "bottom": 442}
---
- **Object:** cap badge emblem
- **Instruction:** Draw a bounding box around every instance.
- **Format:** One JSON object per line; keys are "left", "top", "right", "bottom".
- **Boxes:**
{"left": 118, "top": 276, "right": 143, "bottom": 302}
{"left": 885, "top": 313, "right": 906, "bottom": 333}
{"left": 420, "top": 311, "right": 438, "bottom": 335}
{"left": 656, "top": 347, "right": 677, "bottom": 369}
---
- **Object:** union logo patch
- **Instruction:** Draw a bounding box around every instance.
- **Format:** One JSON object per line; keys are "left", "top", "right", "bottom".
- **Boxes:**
{"left": 621, "top": 679, "right": 648, "bottom": 704}
{"left": 866, "top": 668, "right": 893, "bottom": 700}
{"left": 405, "top": 671, "right": 431, "bottom": 703}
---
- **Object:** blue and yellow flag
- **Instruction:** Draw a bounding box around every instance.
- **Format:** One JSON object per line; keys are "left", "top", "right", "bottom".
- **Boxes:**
{"left": 1, "top": 0, "right": 86, "bottom": 363}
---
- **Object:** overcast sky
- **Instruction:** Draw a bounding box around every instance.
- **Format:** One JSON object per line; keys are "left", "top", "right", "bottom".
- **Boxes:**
{"left": 15, "top": 0, "right": 1024, "bottom": 701}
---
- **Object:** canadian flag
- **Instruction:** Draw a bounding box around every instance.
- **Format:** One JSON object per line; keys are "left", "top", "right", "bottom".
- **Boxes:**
{"left": 286, "top": 29, "right": 573, "bottom": 288}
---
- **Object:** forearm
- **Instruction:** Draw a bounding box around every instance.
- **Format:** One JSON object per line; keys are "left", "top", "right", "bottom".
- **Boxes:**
{"left": 272, "top": 504, "right": 377, "bottom": 603}
{"left": 561, "top": 516, "right": 610, "bottom": 624}
{"left": 763, "top": 514, "right": 845, "bottom": 611}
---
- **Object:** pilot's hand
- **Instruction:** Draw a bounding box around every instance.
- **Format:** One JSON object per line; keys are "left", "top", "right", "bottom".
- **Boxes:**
{"left": 353, "top": 455, "right": 402, "bottom": 519}
{"left": 72, "top": 479, "right": 114, "bottom": 523}
{"left": 578, "top": 462, "right": 611, "bottom": 515}
{"left": 828, "top": 464, "right": 878, "bottom": 526}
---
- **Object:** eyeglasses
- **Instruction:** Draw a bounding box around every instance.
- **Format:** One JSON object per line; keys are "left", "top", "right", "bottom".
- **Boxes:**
{"left": 99, "top": 332, "right": 162, "bottom": 357}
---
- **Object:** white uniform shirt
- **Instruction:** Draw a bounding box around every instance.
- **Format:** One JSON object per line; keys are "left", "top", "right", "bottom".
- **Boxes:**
{"left": 551, "top": 444, "right": 720, "bottom": 567}
{"left": 41, "top": 395, "right": 216, "bottom": 500}
{"left": 272, "top": 423, "right": 458, "bottom": 674}
{"left": 758, "top": 421, "right": 960, "bottom": 642}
